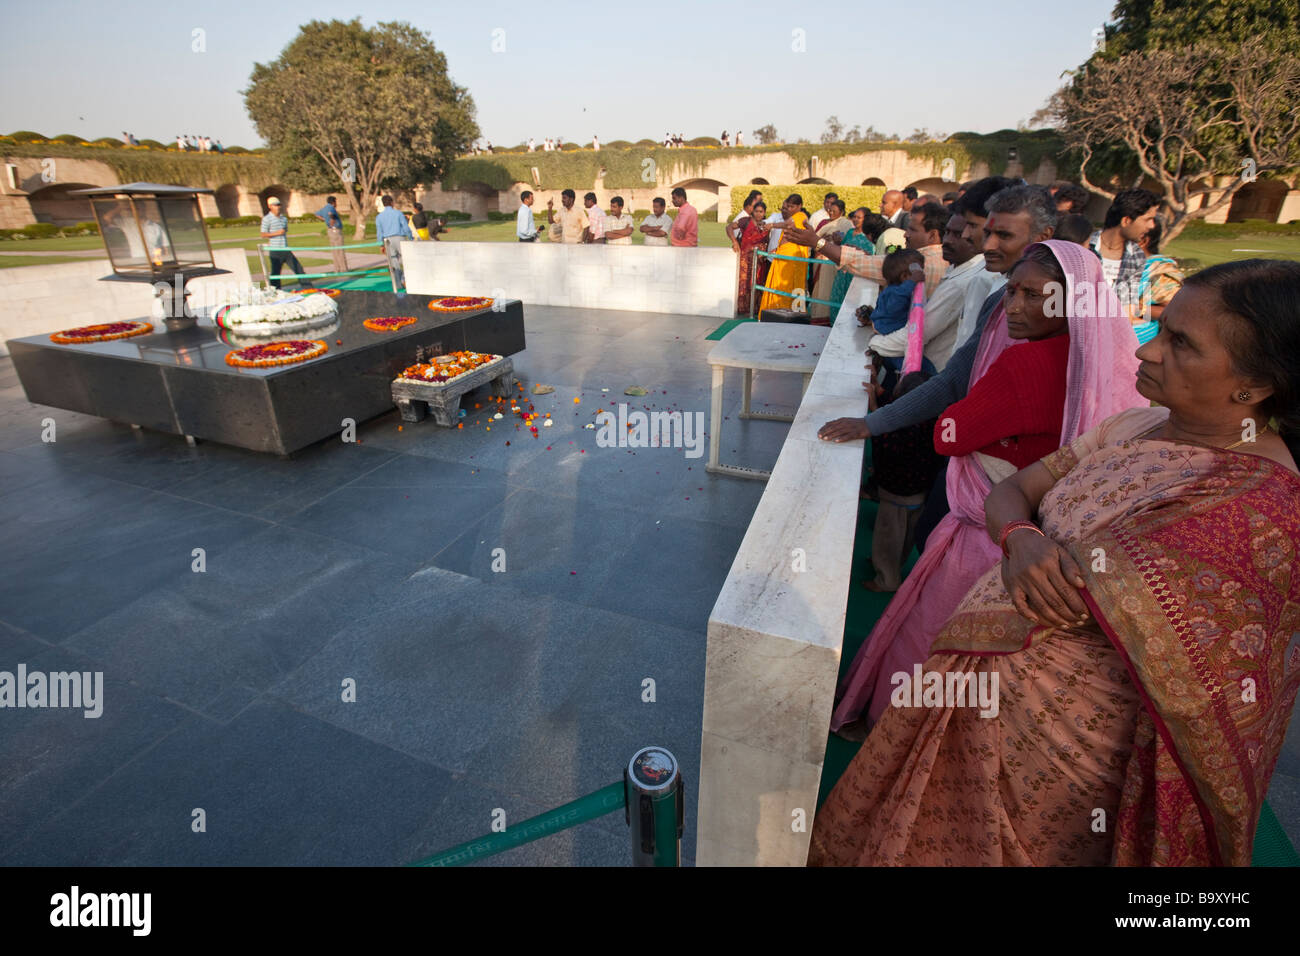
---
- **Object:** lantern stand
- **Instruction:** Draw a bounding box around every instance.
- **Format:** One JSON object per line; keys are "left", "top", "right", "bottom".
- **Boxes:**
{"left": 70, "top": 183, "right": 229, "bottom": 331}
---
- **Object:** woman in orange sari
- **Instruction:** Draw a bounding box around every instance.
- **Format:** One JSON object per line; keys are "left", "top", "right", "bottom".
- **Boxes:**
{"left": 810, "top": 259, "right": 1300, "bottom": 865}
{"left": 757, "top": 194, "right": 810, "bottom": 318}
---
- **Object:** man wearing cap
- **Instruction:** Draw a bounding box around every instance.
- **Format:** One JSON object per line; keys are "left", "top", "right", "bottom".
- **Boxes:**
{"left": 261, "top": 197, "right": 311, "bottom": 289}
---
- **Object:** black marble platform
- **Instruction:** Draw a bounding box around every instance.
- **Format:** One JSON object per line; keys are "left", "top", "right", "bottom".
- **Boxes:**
{"left": 6, "top": 292, "right": 526, "bottom": 455}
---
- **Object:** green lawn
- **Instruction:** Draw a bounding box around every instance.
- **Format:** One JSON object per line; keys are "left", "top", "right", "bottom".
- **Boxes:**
{"left": 6, "top": 219, "right": 1296, "bottom": 271}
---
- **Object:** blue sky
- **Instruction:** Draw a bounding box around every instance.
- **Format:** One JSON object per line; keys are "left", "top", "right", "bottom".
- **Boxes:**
{"left": 1, "top": 0, "right": 1118, "bottom": 148}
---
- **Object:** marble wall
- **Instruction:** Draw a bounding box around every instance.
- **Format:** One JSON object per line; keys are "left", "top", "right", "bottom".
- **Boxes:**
{"left": 401, "top": 241, "right": 739, "bottom": 318}
{"left": 696, "top": 294, "right": 878, "bottom": 866}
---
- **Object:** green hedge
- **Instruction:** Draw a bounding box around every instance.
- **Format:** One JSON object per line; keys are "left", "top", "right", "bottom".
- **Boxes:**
{"left": 1175, "top": 218, "right": 1300, "bottom": 238}
{"left": 0, "top": 221, "right": 99, "bottom": 240}
{"left": 729, "top": 184, "right": 887, "bottom": 219}
{"left": 0, "top": 142, "right": 276, "bottom": 190}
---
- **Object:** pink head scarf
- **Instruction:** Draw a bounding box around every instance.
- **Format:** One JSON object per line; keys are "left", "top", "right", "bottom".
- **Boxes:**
{"left": 972, "top": 238, "right": 1143, "bottom": 444}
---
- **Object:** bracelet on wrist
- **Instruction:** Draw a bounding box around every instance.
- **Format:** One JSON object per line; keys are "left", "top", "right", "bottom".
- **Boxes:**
{"left": 998, "top": 520, "right": 1044, "bottom": 558}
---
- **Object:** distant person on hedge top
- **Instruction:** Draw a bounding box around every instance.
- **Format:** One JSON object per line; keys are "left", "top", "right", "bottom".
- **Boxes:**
{"left": 640, "top": 198, "right": 673, "bottom": 246}
{"left": 670, "top": 187, "right": 698, "bottom": 247}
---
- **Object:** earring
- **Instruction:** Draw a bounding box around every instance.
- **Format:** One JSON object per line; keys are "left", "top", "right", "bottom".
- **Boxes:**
{"left": 1238, "top": 391, "right": 1251, "bottom": 402}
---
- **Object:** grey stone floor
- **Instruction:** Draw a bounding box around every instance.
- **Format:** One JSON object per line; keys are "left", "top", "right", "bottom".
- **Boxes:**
{"left": 0, "top": 306, "right": 809, "bottom": 866}
{"left": 3, "top": 305, "right": 1298, "bottom": 865}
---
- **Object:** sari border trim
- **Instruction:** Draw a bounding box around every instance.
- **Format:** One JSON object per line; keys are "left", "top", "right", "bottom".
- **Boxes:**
{"left": 1081, "top": 587, "right": 1224, "bottom": 867}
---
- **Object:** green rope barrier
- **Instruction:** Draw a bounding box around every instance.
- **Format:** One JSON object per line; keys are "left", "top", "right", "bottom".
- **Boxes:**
{"left": 257, "top": 241, "right": 383, "bottom": 252}
{"left": 406, "top": 781, "right": 625, "bottom": 867}
{"left": 267, "top": 267, "right": 390, "bottom": 280}
{"left": 757, "top": 249, "right": 832, "bottom": 265}
{"left": 751, "top": 283, "right": 839, "bottom": 309}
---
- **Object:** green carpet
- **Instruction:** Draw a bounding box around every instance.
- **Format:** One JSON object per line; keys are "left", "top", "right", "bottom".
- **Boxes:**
{"left": 816, "top": 446, "right": 1298, "bottom": 865}
{"left": 318, "top": 270, "right": 392, "bottom": 291}
{"left": 705, "top": 317, "right": 756, "bottom": 340}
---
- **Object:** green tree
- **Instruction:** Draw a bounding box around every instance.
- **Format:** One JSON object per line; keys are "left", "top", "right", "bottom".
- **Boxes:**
{"left": 753, "top": 124, "right": 780, "bottom": 145}
{"left": 821, "top": 115, "right": 844, "bottom": 144}
{"left": 244, "top": 19, "right": 478, "bottom": 240}
{"left": 1096, "top": 0, "right": 1300, "bottom": 57}
{"left": 1051, "top": 36, "right": 1300, "bottom": 243}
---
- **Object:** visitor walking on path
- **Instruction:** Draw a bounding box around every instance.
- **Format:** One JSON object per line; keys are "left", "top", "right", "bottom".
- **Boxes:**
{"left": 261, "top": 197, "right": 311, "bottom": 289}
{"left": 314, "top": 195, "right": 348, "bottom": 273}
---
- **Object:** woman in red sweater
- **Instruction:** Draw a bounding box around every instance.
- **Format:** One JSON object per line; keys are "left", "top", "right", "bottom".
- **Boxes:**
{"left": 831, "top": 240, "right": 1143, "bottom": 731}
{"left": 933, "top": 244, "right": 1072, "bottom": 479}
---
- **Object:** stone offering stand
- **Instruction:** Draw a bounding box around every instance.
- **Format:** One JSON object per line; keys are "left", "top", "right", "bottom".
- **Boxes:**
{"left": 393, "top": 352, "right": 516, "bottom": 427}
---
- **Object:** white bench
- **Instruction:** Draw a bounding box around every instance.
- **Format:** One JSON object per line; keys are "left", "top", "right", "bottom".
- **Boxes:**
{"left": 705, "top": 323, "right": 831, "bottom": 480}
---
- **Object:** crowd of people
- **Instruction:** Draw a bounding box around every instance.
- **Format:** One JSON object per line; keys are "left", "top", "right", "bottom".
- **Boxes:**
{"left": 772, "top": 175, "right": 1300, "bottom": 867}
{"left": 174, "top": 133, "right": 224, "bottom": 153}
{"left": 513, "top": 189, "right": 700, "bottom": 246}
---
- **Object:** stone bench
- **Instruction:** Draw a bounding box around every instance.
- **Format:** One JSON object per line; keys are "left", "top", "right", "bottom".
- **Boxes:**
{"left": 696, "top": 294, "right": 878, "bottom": 867}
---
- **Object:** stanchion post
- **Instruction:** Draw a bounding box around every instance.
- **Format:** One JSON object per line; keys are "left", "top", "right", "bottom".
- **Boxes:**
{"left": 624, "top": 746, "right": 683, "bottom": 866}
{"left": 751, "top": 248, "right": 759, "bottom": 320}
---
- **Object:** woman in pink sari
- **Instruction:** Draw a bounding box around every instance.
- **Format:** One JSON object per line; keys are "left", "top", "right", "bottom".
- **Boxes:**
{"left": 833, "top": 240, "right": 1144, "bottom": 730}
{"left": 810, "top": 259, "right": 1300, "bottom": 865}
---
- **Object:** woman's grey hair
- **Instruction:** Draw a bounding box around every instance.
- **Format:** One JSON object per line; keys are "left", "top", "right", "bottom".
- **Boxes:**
{"left": 984, "top": 184, "right": 1059, "bottom": 236}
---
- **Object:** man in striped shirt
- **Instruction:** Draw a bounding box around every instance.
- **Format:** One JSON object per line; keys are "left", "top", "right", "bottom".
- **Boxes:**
{"left": 260, "top": 197, "right": 311, "bottom": 289}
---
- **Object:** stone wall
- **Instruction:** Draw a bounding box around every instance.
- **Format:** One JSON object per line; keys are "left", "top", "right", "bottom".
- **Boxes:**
{"left": 402, "top": 240, "right": 738, "bottom": 317}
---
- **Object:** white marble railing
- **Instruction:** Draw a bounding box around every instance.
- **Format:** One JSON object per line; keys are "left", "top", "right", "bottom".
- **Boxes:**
{"left": 401, "top": 240, "right": 739, "bottom": 318}
{"left": 696, "top": 296, "right": 878, "bottom": 866}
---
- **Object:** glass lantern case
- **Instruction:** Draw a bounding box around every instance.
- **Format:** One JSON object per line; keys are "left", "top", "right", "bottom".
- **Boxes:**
{"left": 71, "top": 183, "right": 221, "bottom": 280}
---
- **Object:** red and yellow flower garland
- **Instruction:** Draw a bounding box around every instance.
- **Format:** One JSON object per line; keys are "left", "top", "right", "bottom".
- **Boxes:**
{"left": 225, "top": 339, "right": 328, "bottom": 368}
{"left": 50, "top": 321, "right": 153, "bottom": 344}
{"left": 397, "top": 350, "right": 501, "bottom": 384}
{"left": 427, "top": 296, "right": 494, "bottom": 313}
{"left": 363, "top": 316, "right": 417, "bottom": 332}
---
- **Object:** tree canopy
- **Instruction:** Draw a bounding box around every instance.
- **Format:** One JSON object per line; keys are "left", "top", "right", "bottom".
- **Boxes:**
{"left": 1050, "top": 3, "right": 1300, "bottom": 243}
{"left": 244, "top": 19, "right": 478, "bottom": 237}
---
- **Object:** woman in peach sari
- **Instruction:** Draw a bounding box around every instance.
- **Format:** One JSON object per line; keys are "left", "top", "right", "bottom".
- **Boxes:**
{"left": 810, "top": 259, "right": 1300, "bottom": 865}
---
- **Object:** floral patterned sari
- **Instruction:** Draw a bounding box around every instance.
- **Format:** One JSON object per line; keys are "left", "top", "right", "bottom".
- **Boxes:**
{"left": 810, "top": 406, "right": 1300, "bottom": 865}
{"left": 829, "top": 229, "right": 875, "bottom": 312}
{"left": 735, "top": 217, "right": 769, "bottom": 316}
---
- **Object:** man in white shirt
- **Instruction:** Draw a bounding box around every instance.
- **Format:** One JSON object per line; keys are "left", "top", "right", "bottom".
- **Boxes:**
{"left": 941, "top": 209, "right": 1004, "bottom": 349}
{"left": 881, "top": 189, "right": 906, "bottom": 226}
{"left": 516, "top": 191, "right": 539, "bottom": 242}
{"left": 640, "top": 197, "right": 673, "bottom": 246}
{"left": 807, "top": 192, "right": 837, "bottom": 231}
{"left": 604, "top": 196, "right": 634, "bottom": 245}
{"left": 582, "top": 192, "right": 606, "bottom": 243}
{"left": 735, "top": 130, "right": 743, "bottom": 147}
{"left": 592, "top": 134, "right": 600, "bottom": 151}
{"left": 528, "top": 138, "right": 536, "bottom": 152}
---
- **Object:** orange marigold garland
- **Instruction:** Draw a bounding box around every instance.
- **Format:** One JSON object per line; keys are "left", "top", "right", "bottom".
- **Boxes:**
{"left": 427, "top": 296, "right": 494, "bottom": 313}
{"left": 50, "top": 321, "right": 153, "bottom": 345}
{"left": 396, "top": 350, "right": 502, "bottom": 384}
{"left": 363, "top": 316, "right": 418, "bottom": 332}
{"left": 225, "top": 339, "right": 328, "bottom": 368}
{"left": 301, "top": 288, "right": 342, "bottom": 298}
